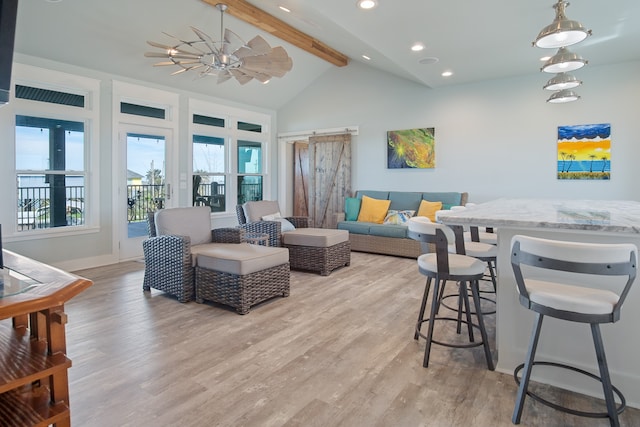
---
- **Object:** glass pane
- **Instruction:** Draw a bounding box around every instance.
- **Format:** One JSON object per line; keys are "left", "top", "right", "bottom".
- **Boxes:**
{"left": 237, "top": 175, "right": 262, "bottom": 205}
{"left": 193, "top": 114, "right": 225, "bottom": 128}
{"left": 193, "top": 174, "right": 226, "bottom": 213}
{"left": 127, "top": 133, "right": 165, "bottom": 238}
{"left": 237, "top": 140, "right": 262, "bottom": 174}
{"left": 16, "top": 115, "right": 84, "bottom": 171}
{"left": 193, "top": 135, "right": 224, "bottom": 173}
{"left": 237, "top": 121, "right": 262, "bottom": 133}
{"left": 16, "top": 174, "right": 85, "bottom": 231}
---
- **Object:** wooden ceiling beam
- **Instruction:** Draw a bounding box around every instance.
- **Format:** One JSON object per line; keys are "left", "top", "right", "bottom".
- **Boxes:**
{"left": 202, "top": 0, "right": 349, "bottom": 67}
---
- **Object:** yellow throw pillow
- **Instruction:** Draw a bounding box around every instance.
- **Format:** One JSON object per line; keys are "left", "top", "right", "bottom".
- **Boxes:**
{"left": 357, "top": 195, "right": 391, "bottom": 224}
{"left": 417, "top": 200, "right": 443, "bottom": 222}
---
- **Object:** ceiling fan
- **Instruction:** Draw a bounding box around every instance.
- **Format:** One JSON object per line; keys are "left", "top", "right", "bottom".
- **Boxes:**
{"left": 145, "top": 3, "right": 293, "bottom": 84}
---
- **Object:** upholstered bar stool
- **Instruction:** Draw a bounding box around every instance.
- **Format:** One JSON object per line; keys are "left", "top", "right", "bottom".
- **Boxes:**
{"left": 510, "top": 235, "right": 637, "bottom": 427}
{"left": 407, "top": 217, "right": 494, "bottom": 370}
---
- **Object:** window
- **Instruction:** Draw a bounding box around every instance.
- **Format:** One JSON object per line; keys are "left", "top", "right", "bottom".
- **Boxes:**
{"left": 16, "top": 116, "right": 86, "bottom": 230}
{"left": 237, "top": 140, "right": 263, "bottom": 204}
{"left": 193, "top": 135, "right": 226, "bottom": 212}
{"left": 189, "top": 101, "right": 270, "bottom": 213}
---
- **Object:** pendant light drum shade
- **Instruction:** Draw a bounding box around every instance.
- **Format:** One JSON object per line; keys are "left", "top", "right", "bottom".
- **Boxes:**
{"left": 543, "top": 73, "right": 581, "bottom": 91}
{"left": 546, "top": 89, "right": 581, "bottom": 103}
{"left": 541, "top": 47, "right": 587, "bottom": 73}
{"left": 534, "top": 1, "right": 591, "bottom": 49}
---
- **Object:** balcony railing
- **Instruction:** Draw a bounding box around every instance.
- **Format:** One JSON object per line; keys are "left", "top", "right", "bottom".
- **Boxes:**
{"left": 17, "top": 185, "right": 84, "bottom": 231}
{"left": 127, "top": 184, "right": 165, "bottom": 222}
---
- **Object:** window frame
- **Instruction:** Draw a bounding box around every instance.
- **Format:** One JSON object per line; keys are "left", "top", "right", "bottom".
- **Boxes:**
{"left": 6, "top": 64, "right": 100, "bottom": 239}
{"left": 188, "top": 99, "right": 271, "bottom": 214}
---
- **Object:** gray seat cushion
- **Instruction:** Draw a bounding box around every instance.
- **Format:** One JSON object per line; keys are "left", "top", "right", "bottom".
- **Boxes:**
{"left": 242, "top": 200, "right": 281, "bottom": 223}
{"left": 196, "top": 243, "right": 289, "bottom": 276}
{"left": 154, "top": 206, "right": 212, "bottom": 246}
{"left": 282, "top": 228, "right": 349, "bottom": 247}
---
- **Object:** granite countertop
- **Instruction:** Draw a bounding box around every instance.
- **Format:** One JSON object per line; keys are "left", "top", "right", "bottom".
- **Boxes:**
{"left": 437, "top": 198, "right": 640, "bottom": 234}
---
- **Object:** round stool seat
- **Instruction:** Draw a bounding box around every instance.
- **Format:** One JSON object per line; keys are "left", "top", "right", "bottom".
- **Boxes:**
{"left": 524, "top": 279, "right": 619, "bottom": 315}
{"left": 418, "top": 252, "right": 486, "bottom": 278}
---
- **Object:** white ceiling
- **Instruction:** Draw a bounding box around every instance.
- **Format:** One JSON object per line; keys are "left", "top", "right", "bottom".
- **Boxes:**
{"left": 14, "top": 0, "right": 640, "bottom": 110}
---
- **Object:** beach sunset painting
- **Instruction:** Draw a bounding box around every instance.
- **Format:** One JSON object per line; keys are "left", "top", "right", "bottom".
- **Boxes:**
{"left": 557, "top": 123, "right": 611, "bottom": 180}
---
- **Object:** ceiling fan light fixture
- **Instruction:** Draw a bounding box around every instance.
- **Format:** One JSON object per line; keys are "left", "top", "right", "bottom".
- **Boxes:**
{"left": 541, "top": 47, "right": 587, "bottom": 73}
{"left": 145, "top": 3, "right": 293, "bottom": 85}
{"left": 543, "top": 72, "right": 581, "bottom": 91}
{"left": 534, "top": 1, "right": 591, "bottom": 49}
{"left": 547, "top": 89, "right": 581, "bottom": 103}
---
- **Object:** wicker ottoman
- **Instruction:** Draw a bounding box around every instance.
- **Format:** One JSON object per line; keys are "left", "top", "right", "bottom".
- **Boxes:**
{"left": 195, "top": 243, "right": 290, "bottom": 314}
{"left": 282, "top": 228, "right": 350, "bottom": 276}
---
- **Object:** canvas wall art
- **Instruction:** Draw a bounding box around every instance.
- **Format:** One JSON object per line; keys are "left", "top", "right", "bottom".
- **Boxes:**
{"left": 557, "top": 123, "right": 611, "bottom": 180}
{"left": 387, "top": 127, "right": 435, "bottom": 169}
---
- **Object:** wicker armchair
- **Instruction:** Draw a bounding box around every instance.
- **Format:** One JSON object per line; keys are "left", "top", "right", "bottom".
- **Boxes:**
{"left": 235, "top": 203, "right": 309, "bottom": 247}
{"left": 143, "top": 206, "right": 245, "bottom": 303}
{"left": 236, "top": 201, "right": 351, "bottom": 276}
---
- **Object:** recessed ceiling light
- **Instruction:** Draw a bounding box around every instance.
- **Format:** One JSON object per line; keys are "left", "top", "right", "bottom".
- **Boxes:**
{"left": 278, "top": 6, "right": 291, "bottom": 13}
{"left": 441, "top": 71, "right": 453, "bottom": 77}
{"left": 419, "top": 57, "right": 439, "bottom": 65}
{"left": 357, "top": 0, "right": 378, "bottom": 10}
{"left": 362, "top": 54, "right": 371, "bottom": 60}
{"left": 45, "top": 0, "right": 63, "bottom": 3}
{"left": 411, "top": 43, "right": 425, "bottom": 52}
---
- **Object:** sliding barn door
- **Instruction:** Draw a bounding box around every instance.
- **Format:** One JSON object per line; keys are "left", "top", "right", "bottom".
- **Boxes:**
{"left": 308, "top": 134, "right": 351, "bottom": 228}
{"left": 293, "top": 141, "right": 309, "bottom": 217}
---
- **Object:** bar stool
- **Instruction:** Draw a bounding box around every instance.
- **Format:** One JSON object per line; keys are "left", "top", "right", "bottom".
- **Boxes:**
{"left": 407, "top": 217, "right": 494, "bottom": 370}
{"left": 510, "top": 235, "right": 637, "bottom": 427}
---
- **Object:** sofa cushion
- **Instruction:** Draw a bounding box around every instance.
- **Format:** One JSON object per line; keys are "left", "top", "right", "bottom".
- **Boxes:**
{"left": 345, "top": 197, "right": 362, "bottom": 221}
{"left": 388, "top": 191, "right": 422, "bottom": 211}
{"left": 154, "top": 206, "right": 212, "bottom": 246}
{"left": 283, "top": 228, "right": 349, "bottom": 247}
{"left": 357, "top": 195, "right": 391, "bottom": 224}
{"left": 417, "top": 200, "right": 443, "bottom": 222}
{"left": 356, "top": 190, "right": 389, "bottom": 200}
{"left": 196, "top": 243, "right": 289, "bottom": 276}
{"left": 368, "top": 224, "right": 408, "bottom": 239}
{"left": 337, "top": 221, "right": 371, "bottom": 235}
{"left": 383, "top": 209, "right": 415, "bottom": 225}
{"left": 243, "top": 200, "right": 280, "bottom": 223}
{"left": 422, "top": 192, "right": 463, "bottom": 209}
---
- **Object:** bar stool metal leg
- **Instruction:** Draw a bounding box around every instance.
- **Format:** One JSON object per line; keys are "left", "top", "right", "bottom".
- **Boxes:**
{"left": 470, "top": 279, "right": 495, "bottom": 371}
{"left": 414, "top": 277, "right": 433, "bottom": 340}
{"left": 591, "top": 323, "right": 620, "bottom": 427}
{"left": 512, "top": 312, "right": 544, "bottom": 424}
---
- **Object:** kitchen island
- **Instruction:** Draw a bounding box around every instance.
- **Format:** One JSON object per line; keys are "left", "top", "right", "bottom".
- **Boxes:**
{"left": 438, "top": 198, "right": 640, "bottom": 408}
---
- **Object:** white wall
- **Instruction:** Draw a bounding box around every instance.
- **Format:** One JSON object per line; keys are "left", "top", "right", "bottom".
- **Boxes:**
{"left": 278, "top": 60, "right": 640, "bottom": 204}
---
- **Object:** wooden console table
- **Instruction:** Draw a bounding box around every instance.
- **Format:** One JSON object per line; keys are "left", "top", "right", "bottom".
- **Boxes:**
{"left": 0, "top": 249, "right": 92, "bottom": 426}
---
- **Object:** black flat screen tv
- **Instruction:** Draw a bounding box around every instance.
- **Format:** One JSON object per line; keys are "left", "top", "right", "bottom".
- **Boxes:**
{"left": 0, "top": 0, "right": 18, "bottom": 105}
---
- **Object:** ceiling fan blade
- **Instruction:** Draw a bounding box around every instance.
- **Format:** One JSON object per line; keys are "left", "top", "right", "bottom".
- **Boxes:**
{"left": 242, "top": 48, "right": 293, "bottom": 77}
{"left": 217, "top": 71, "right": 233, "bottom": 84}
{"left": 237, "top": 67, "right": 271, "bottom": 83}
{"left": 147, "top": 40, "right": 201, "bottom": 57}
{"left": 191, "top": 26, "right": 220, "bottom": 55}
{"left": 229, "top": 69, "right": 253, "bottom": 85}
{"left": 145, "top": 52, "right": 201, "bottom": 60}
{"left": 223, "top": 29, "right": 246, "bottom": 55}
{"left": 234, "top": 36, "right": 272, "bottom": 59}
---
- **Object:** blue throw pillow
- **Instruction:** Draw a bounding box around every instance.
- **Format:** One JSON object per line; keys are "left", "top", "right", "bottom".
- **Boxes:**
{"left": 345, "top": 197, "right": 361, "bottom": 221}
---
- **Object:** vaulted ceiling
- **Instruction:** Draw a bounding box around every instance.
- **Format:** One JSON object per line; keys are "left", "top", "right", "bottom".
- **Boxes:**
{"left": 14, "top": 0, "right": 640, "bottom": 110}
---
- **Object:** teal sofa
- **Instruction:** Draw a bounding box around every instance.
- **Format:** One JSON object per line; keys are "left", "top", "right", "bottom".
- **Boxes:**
{"left": 337, "top": 190, "right": 468, "bottom": 258}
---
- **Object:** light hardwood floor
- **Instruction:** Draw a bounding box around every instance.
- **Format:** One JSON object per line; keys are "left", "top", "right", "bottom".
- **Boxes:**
{"left": 60, "top": 252, "right": 639, "bottom": 426}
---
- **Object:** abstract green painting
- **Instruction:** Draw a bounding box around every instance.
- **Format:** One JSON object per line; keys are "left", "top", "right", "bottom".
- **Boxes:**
{"left": 387, "top": 127, "right": 435, "bottom": 169}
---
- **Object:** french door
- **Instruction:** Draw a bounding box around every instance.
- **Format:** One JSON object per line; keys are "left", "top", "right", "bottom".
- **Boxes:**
{"left": 118, "top": 124, "right": 175, "bottom": 260}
